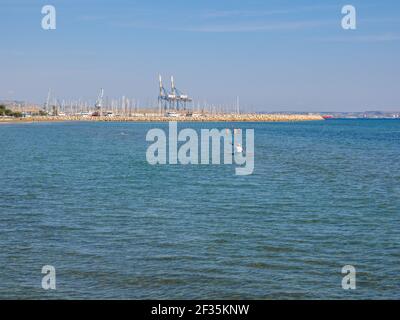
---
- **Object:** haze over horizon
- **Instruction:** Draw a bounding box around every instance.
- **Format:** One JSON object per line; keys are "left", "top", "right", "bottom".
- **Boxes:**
{"left": 1, "top": 0, "right": 399, "bottom": 112}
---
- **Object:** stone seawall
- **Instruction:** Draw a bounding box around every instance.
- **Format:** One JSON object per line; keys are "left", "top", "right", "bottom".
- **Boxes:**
{"left": 1, "top": 114, "right": 324, "bottom": 123}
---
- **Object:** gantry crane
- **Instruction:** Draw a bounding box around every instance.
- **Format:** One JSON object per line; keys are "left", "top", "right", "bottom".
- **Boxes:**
{"left": 158, "top": 75, "right": 192, "bottom": 111}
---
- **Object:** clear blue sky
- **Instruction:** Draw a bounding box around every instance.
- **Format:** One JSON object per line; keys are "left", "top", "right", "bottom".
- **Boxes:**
{"left": 1, "top": 0, "right": 399, "bottom": 111}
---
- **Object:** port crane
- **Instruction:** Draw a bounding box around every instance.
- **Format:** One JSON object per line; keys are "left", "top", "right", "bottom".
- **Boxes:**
{"left": 158, "top": 75, "right": 192, "bottom": 111}
{"left": 158, "top": 75, "right": 169, "bottom": 112}
{"left": 170, "top": 76, "right": 192, "bottom": 110}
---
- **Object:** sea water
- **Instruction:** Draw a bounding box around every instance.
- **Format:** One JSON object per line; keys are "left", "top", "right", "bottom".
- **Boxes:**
{"left": 0, "top": 119, "right": 399, "bottom": 299}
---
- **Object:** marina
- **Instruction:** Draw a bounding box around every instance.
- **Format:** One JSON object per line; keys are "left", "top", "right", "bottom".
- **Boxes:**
{"left": 0, "top": 77, "right": 324, "bottom": 123}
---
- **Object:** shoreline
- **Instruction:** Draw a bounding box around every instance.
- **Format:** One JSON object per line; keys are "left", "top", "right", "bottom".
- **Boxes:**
{"left": 0, "top": 114, "right": 324, "bottom": 123}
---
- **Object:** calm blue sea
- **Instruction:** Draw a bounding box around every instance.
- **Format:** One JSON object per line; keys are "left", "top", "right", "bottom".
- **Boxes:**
{"left": 0, "top": 119, "right": 399, "bottom": 299}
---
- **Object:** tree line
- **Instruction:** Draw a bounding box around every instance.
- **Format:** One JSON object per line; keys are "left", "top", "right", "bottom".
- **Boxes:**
{"left": 0, "top": 105, "right": 23, "bottom": 117}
